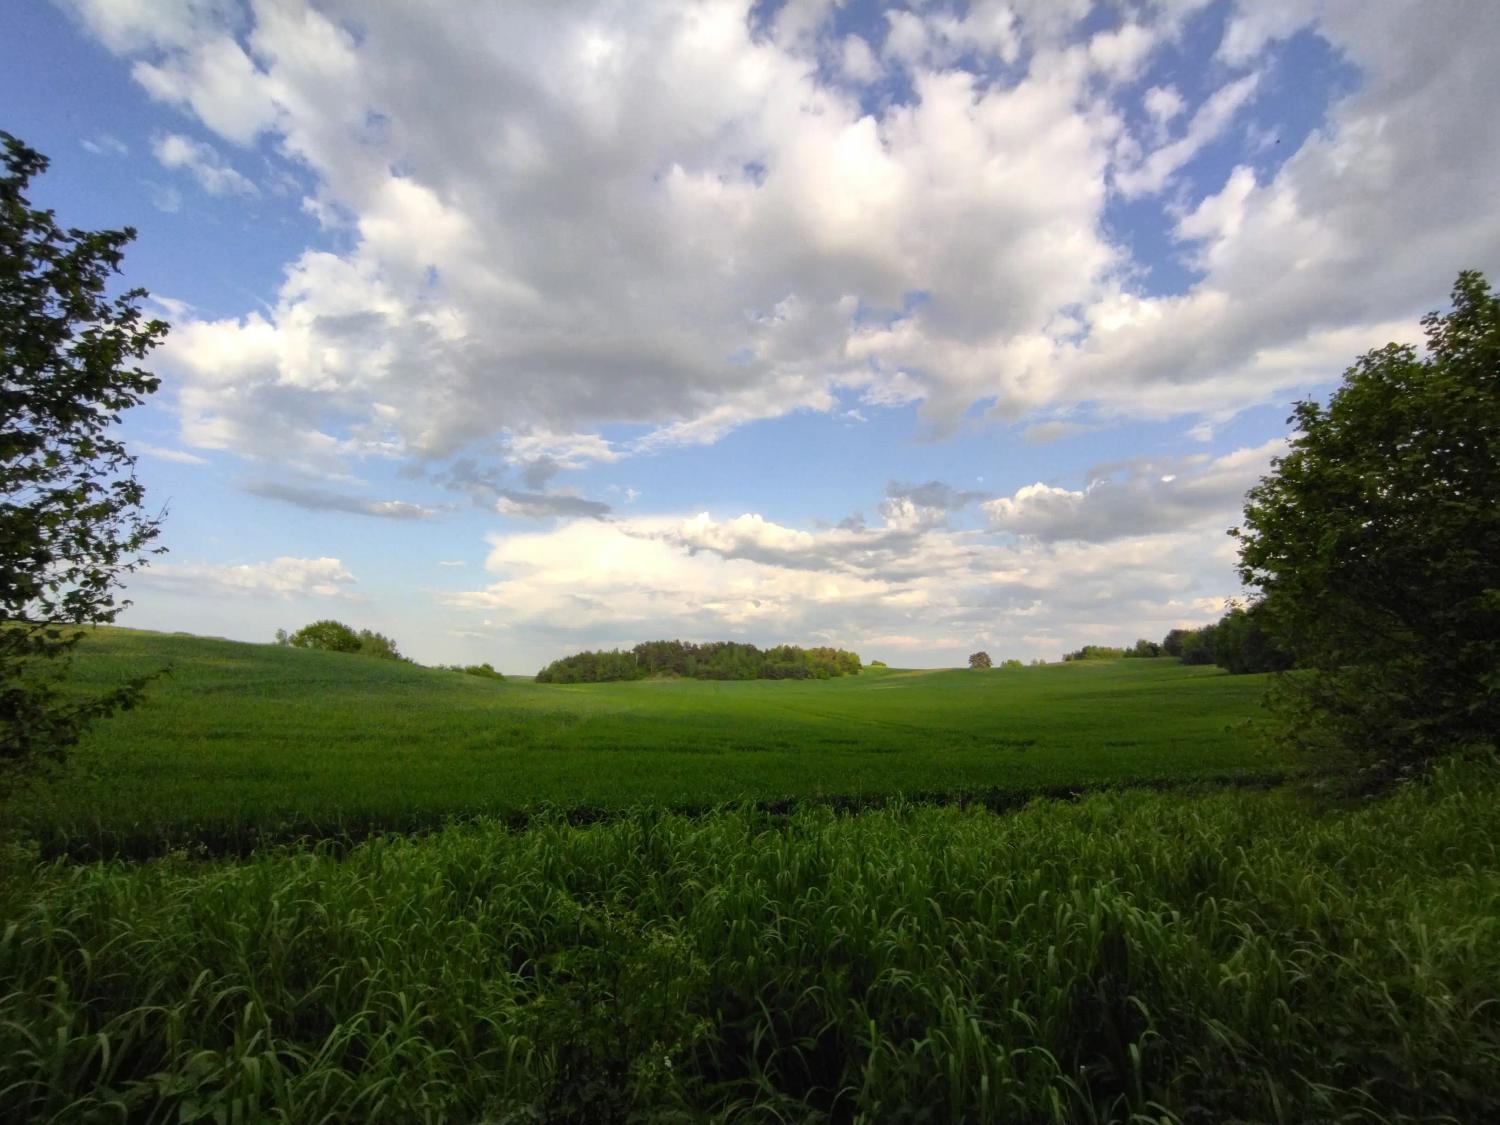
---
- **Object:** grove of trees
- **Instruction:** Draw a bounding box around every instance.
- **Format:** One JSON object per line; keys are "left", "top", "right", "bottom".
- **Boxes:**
{"left": 275, "top": 621, "right": 406, "bottom": 661}
{"left": 537, "top": 640, "right": 862, "bottom": 683}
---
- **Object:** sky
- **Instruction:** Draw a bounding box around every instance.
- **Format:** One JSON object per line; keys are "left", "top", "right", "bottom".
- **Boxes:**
{"left": 3, "top": 0, "right": 1497, "bottom": 672}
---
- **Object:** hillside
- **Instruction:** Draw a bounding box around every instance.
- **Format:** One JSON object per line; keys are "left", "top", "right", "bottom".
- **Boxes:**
{"left": 16, "top": 627, "right": 1283, "bottom": 857}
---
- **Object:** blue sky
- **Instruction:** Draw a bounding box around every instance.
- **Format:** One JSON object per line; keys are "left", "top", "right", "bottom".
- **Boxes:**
{"left": 4, "top": 0, "right": 1496, "bottom": 671}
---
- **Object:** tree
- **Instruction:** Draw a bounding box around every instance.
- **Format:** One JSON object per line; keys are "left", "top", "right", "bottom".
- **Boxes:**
{"left": 1235, "top": 271, "right": 1500, "bottom": 787}
{"left": 2, "top": 134, "right": 167, "bottom": 775}
{"left": 284, "top": 620, "right": 361, "bottom": 653}
{"left": 355, "top": 628, "right": 403, "bottom": 661}
{"left": 968, "top": 651, "right": 992, "bottom": 669}
{"left": 1211, "top": 603, "right": 1292, "bottom": 676}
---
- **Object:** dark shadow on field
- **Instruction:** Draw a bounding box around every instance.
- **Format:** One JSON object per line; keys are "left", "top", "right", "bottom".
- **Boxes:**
{"left": 34, "top": 770, "right": 1289, "bottom": 864}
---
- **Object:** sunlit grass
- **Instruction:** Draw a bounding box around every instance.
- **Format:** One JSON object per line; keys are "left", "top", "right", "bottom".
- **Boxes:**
{"left": 20, "top": 627, "right": 1284, "bottom": 858}
{"left": 3, "top": 760, "right": 1496, "bottom": 1122}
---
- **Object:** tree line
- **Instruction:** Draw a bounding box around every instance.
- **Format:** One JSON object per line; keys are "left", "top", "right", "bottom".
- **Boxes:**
{"left": 1060, "top": 602, "right": 1293, "bottom": 675}
{"left": 536, "top": 640, "right": 862, "bottom": 683}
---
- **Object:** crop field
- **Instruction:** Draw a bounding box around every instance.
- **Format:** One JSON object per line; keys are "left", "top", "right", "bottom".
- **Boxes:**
{"left": 4, "top": 629, "right": 1497, "bottom": 1123}
{"left": 17, "top": 628, "right": 1283, "bottom": 858}
{"left": 4, "top": 757, "right": 1498, "bottom": 1122}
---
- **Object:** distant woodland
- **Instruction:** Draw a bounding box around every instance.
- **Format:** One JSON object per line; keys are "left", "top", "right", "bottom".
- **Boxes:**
{"left": 536, "top": 640, "right": 862, "bottom": 683}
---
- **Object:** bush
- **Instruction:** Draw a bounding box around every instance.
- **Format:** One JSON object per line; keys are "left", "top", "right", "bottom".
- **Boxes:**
{"left": 1063, "top": 645, "right": 1125, "bottom": 662}
{"left": 280, "top": 621, "right": 404, "bottom": 661}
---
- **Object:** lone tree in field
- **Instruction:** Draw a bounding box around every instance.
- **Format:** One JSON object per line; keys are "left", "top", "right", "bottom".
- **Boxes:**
{"left": 278, "top": 620, "right": 405, "bottom": 660}
{"left": 968, "top": 651, "right": 992, "bottom": 669}
{"left": 1234, "top": 270, "right": 1500, "bottom": 788}
{"left": 1, "top": 133, "right": 168, "bottom": 774}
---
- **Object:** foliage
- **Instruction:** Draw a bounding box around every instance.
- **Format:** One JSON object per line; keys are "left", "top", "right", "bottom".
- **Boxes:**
{"left": 1063, "top": 644, "right": 1126, "bottom": 662}
{"left": 1, "top": 134, "right": 168, "bottom": 776}
{"left": 967, "top": 650, "right": 992, "bottom": 669}
{"left": 868, "top": 660, "right": 887, "bottom": 667}
{"left": 1124, "top": 638, "right": 1161, "bottom": 657}
{"left": 3, "top": 758, "right": 1498, "bottom": 1122}
{"left": 437, "top": 661, "right": 505, "bottom": 681}
{"left": 1235, "top": 271, "right": 1500, "bottom": 786}
{"left": 1000, "top": 658, "right": 1024, "bottom": 669}
{"left": 1211, "top": 602, "right": 1293, "bottom": 676}
{"left": 282, "top": 619, "right": 360, "bottom": 653}
{"left": 12, "top": 629, "right": 1278, "bottom": 860}
{"left": 537, "top": 639, "right": 861, "bottom": 683}
{"left": 280, "top": 620, "right": 405, "bottom": 661}
{"left": 354, "top": 628, "right": 403, "bottom": 661}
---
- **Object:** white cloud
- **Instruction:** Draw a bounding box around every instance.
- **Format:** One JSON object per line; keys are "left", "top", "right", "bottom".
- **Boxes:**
{"left": 1114, "top": 72, "right": 1261, "bottom": 198}
{"left": 1141, "top": 84, "right": 1185, "bottom": 141}
{"left": 443, "top": 499, "right": 1245, "bottom": 664}
{"left": 1087, "top": 23, "right": 1156, "bottom": 83}
{"left": 982, "top": 438, "right": 1285, "bottom": 542}
{"left": 81, "top": 133, "right": 129, "bottom": 157}
{"left": 243, "top": 480, "right": 438, "bottom": 519}
{"left": 135, "top": 556, "right": 357, "bottom": 599}
{"left": 135, "top": 441, "right": 208, "bottom": 465}
{"left": 839, "top": 34, "right": 879, "bottom": 83}
{"left": 153, "top": 133, "right": 259, "bottom": 196}
{"left": 62, "top": 1, "right": 1500, "bottom": 472}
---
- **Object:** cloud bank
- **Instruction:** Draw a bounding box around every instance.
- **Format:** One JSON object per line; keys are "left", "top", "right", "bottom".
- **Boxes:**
{"left": 62, "top": 0, "right": 1500, "bottom": 474}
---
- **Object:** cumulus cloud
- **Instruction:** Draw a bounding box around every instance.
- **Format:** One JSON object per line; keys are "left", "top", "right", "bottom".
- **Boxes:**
{"left": 444, "top": 503, "right": 1243, "bottom": 663}
{"left": 135, "top": 556, "right": 358, "bottom": 599}
{"left": 153, "top": 132, "right": 259, "bottom": 196}
{"left": 982, "top": 438, "right": 1284, "bottom": 542}
{"left": 59, "top": 1, "right": 1500, "bottom": 475}
{"left": 243, "top": 480, "right": 438, "bottom": 519}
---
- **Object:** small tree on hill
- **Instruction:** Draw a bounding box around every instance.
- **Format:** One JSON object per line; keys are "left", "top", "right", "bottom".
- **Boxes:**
{"left": 285, "top": 620, "right": 361, "bottom": 653}
{"left": 1235, "top": 270, "right": 1500, "bottom": 788}
{"left": 968, "top": 651, "right": 992, "bottom": 669}
{"left": 279, "top": 620, "right": 405, "bottom": 660}
{"left": 1, "top": 133, "right": 168, "bottom": 776}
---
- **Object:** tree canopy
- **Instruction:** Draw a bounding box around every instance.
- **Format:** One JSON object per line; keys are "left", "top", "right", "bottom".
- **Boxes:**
{"left": 1, "top": 133, "right": 167, "bottom": 774}
{"left": 537, "top": 640, "right": 862, "bottom": 683}
{"left": 1235, "top": 270, "right": 1500, "bottom": 785}
{"left": 277, "top": 621, "right": 406, "bottom": 661}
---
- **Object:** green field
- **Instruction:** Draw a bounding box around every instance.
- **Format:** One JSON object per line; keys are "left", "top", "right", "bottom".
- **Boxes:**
{"left": 5, "top": 629, "right": 1497, "bottom": 1123}
{"left": 19, "top": 627, "right": 1283, "bottom": 858}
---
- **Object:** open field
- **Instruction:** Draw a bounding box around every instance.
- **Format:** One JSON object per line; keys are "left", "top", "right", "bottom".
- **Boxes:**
{"left": 7, "top": 629, "right": 1496, "bottom": 1122}
{"left": 15, "top": 628, "right": 1284, "bottom": 858}
{"left": 4, "top": 758, "right": 1497, "bottom": 1122}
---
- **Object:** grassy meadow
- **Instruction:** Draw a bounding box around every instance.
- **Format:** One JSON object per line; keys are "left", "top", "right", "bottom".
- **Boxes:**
{"left": 4, "top": 628, "right": 1497, "bottom": 1122}
{"left": 20, "top": 627, "right": 1282, "bottom": 859}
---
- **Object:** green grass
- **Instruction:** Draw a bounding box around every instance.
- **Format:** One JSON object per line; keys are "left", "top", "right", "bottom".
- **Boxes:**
{"left": 16, "top": 627, "right": 1284, "bottom": 857}
{"left": 5, "top": 627, "right": 1496, "bottom": 1121}
{"left": 3, "top": 759, "right": 1496, "bottom": 1123}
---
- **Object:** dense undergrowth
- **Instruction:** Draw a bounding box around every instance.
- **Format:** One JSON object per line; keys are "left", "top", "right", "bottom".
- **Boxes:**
{"left": 4, "top": 758, "right": 1497, "bottom": 1123}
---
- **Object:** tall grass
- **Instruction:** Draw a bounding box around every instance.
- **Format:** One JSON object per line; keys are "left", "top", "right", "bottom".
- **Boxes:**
{"left": 4, "top": 759, "right": 1497, "bottom": 1122}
